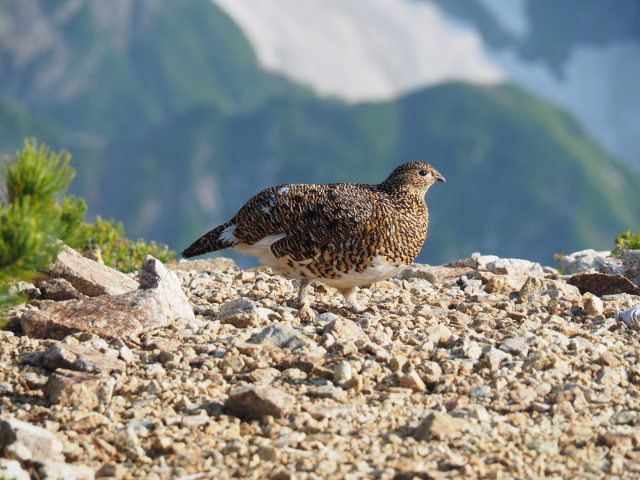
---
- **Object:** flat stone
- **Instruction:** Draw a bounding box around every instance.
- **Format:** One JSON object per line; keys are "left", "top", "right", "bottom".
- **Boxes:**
{"left": 23, "top": 371, "right": 49, "bottom": 389}
{"left": 306, "top": 385, "right": 348, "bottom": 402}
{"left": 446, "top": 254, "right": 499, "bottom": 270}
{"left": 398, "top": 370, "right": 426, "bottom": 392}
{"left": 414, "top": 411, "right": 467, "bottom": 441}
{"left": 38, "top": 460, "right": 95, "bottom": 480}
{"left": 20, "top": 289, "right": 174, "bottom": 340}
{"left": 225, "top": 386, "right": 295, "bottom": 420}
{"left": 0, "top": 418, "right": 64, "bottom": 463}
{"left": 46, "top": 244, "right": 138, "bottom": 297}
{"left": 484, "top": 275, "right": 528, "bottom": 294}
{"left": 485, "top": 347, "right": 512, "bottom": 371}
{"left": 568, "top": 273, "right": 640, "bottom": 296}
{"left": 137, "top": 255, "right": 195, "bottom": 321}
{"left": 42, "top": 343, "right": 126, "bottom": 373}
{"left": 218, "top": 298, "right": 271, "bottom": 328}
{"left": 45, "top": 369, "right": 116, "bottom": 409}
{"left": 518, "top": 277, "right": 581, "bottom": 300}
{"left": 499, "top": 336, "right": 530, "bottom": 357}
{"left": 527, "top": 440, "right": 558, "bottom": 455}
{"left": 249, "top": 322, "right": 318, "bottom": 350}
{"left": 322, "top": 316, "right": 368, "bottom": 342}
{"left": 401, "top": 264, "right": 475, "bottom": 283}
{"left": 486, "top": 258, "right": 544, "bottom": 276}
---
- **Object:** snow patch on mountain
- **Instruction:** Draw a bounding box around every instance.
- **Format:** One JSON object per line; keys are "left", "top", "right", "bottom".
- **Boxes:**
{"left": 212, "top": 0, "right": 504, "bottom": 101}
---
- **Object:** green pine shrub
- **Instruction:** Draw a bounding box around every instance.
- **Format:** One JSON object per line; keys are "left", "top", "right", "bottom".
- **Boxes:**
{"left": 1, "top": 139, "right": 175, "bottom": 318}
{"left": 612, "top": 231, "right": 640, "bottom": 257}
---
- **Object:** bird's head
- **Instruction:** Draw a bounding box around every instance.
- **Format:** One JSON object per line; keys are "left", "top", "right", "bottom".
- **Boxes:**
{"left": 379, "top": 161, "right": 445, "bottom": 196}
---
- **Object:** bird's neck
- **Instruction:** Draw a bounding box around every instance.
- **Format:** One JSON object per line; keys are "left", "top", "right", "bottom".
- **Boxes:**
{"left": 378, "top": 181, "right": 427, "bottom": 199}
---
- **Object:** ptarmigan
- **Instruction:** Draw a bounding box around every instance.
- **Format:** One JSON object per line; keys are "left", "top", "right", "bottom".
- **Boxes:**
{"left": 182, "top": 162, "right": 445, "bottom": 318}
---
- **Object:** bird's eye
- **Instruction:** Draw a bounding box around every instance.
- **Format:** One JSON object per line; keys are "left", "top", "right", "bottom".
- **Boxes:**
{"left": 418, "top": 170, "right": 427, "bottom": 176}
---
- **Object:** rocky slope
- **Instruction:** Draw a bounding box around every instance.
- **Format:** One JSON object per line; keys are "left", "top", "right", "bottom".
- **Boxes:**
{"left": 1, "top": 250, "right": 640, "bottom": 479}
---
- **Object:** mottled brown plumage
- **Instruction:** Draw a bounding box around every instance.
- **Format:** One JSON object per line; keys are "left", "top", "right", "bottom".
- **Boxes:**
{"left": 182, "top": 161, "right": 444, "bottom": 316}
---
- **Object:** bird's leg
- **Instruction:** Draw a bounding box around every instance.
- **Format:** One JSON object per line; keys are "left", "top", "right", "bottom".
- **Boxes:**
{"left": 296, "top": 279, "right": 315, "bottom": 322}
{"left": 339, "top": 287, "right": 366, "bottom": 313}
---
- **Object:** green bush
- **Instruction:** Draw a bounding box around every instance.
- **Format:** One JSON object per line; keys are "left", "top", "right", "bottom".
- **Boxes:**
{"left": 81, "top": 216, "right": 175, "bottom": 273}
{"left": 612, "top": 231, "right": 640, "bottom": 257}
{"left": 0, "top": 139, "right": 175, "bottom": 317}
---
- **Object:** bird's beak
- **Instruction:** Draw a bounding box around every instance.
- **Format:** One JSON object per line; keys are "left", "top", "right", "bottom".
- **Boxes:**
{"left": 436, "top": 174, "right": 446, "bottom": 183}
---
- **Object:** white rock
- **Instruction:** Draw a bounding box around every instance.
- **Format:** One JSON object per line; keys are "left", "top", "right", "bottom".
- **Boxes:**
{"left": 583, "top": 293, "right": 604, "bottom": 316}
{"left": 486, "top": 258, "right": 544, "bottom": 276}
{"left": 138, "top": 256, "right": 195, "bottom": 321}
{"left": 334, "top": 361, "right": 353, "bottom": 384}
{"left": 0, "top": 459, "right": 30, "bottom": 480}
{"left": 46, "top": 244, "right": 138, "bottom": 296}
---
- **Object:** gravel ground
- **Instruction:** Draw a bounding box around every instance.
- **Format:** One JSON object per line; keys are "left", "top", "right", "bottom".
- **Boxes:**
{"left": 2, "top": 255, "right": 640, "bottom": 479}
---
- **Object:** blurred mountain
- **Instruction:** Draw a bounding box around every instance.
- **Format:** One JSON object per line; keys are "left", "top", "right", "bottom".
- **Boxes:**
{"left": 213, "top": 0, "right": 640, "bottom": 169}
{"left": 0, "top": 0, "right": 638, "bottom": 265}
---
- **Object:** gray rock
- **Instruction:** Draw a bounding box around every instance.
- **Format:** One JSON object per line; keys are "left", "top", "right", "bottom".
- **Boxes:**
{"left": 248, "top": 322, "right": 317, "bottom": 350}
{"left": 0, "top": 418, "right": 64, "bottom": 462}
{"left": 333, "top": 361, "right": 352, "bottom": 384}
{"left": 225, "top": 386, "right": 295, "bottom": 420}
{"left": 447, "top": 253, "right": 499, "bottom": 270}
{"left": 559, "top": 249, "right": 610, "bottom": 274}
{"left": 398, "top": 370, "right": 426, "bottom": 392}
{"left": 518, "top": 277, "right": 581, "bottom": 300}
{"left": 218, "top": 298, "right": 271, "bottom": 328}
{"left": 401, "top": 264, "right": 475, "bottom": 283}
{"left": 414, "top": 411, "right": 467, "bottom": 441}
{"left": 0, "top": 459, "right": 30, "bottom": 480}
{"left": 603, "top": 250, "right": 640, "bottom": 286}
{"left": 425, "top": 323, "right": 452, "bottom": 345}
{"left": 42, "top": 343, "right": 126, "bottom": 373}
{"left": 527, "top": 440, "right": 558, "bottom": 455}
{"left": 46, "top": 244, "right": 138, "bottom": 297}
{"left": 45, "top": 369, "right": 116, "bottom": 409}
{"left": 138, "top": 255, "right": 195, "bottom": 321}
{"left": 421, "top": 361, "right": 442, "bottom": 384}
{"left": 322, "top": 316, "right": 368, "bottom": 342}
{"left": 486, "top": 258, "right": 544, "bottom": 276}
{"left": 499, "top": 336, "right": 530, "bottom": 357}
{"left": 36, "top": 278, "right": 84, "bottom": 301}
{"left": 583, "top": 293, "right": 604, "bottom": 316}
{"left": 23, "top": 371, "right": 49, "bottom": 389}
{"left": 485, "top": 347, "right": 512, "bottom": 371}
{"left": 38, "top": 460, "right": 95, "bottom": 480}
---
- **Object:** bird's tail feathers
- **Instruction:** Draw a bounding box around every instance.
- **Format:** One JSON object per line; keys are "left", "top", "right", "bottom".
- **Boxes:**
{"left": 181, "top": 222, "right": 238, "bottom": 258}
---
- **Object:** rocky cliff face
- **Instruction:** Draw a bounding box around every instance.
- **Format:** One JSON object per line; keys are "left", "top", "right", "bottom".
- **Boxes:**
{"left": 1, "top": 250, "right": 640, "bottom": 478}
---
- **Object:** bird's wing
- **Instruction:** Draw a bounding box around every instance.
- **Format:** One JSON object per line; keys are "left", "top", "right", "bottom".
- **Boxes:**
{"left": 233, "top": 183, "right": 377, "bottom": 260}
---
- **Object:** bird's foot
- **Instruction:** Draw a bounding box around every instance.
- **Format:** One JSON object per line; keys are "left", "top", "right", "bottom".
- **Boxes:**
{"left": 298, "top": 303, "right": 315, "bottom": 323}
{"left": 339, "top": 287, "right": 368, "bottom": 314}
